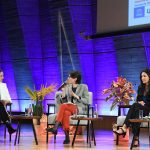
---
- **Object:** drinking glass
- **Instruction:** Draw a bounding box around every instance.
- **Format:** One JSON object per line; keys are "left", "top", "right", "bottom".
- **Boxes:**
{"left": 148, "top": 112, "right": 150, "bottom": 119}
{"left": 25, "top": 108, "right": 28, "bottom": 116}
{"left": 28, "top": 107, "right": 32, "bottom": 116}
{"left": 139, "top": 110, "right": 143, "bottom": 119}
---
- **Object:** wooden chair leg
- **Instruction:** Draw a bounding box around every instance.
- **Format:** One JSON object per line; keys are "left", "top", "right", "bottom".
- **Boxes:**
{"left": 18, "top": 123, "right": 21, "bottom": 144}
{"left": 4, "top": 125, "right": 6, "bottom": 139}
{"left": 88, "top": 120, "right": 91, "bottom": 147}
{"left": 116, "top": 134, "right": 119, "bottom": 145}
{"left": 14, "top": 122, "right": 20, "bottom": 146}
{"left": 54, "top": 134, "right": 56, "bottom": 143}
{"left": 46, "top": 124, "right": 48, "bottom": 143}
{"left": 46, "top": 131, "right": 48, "bottom": 143}
{"left": 148, "top": 122, "right": 150, "bottom": 145}
{"left": 9, "top": 134, "right": 11, "bottom": 142}
{"left": 72, "top": 120, "right": 80, "bottom": 146}
{"left": 116, "top": 126, "right": 119, "bottom": 145}
{"left": 31, "top": 121, "right": 38, "bottom": 145}
{"left": 87, "top": 121, "right": 89, "bottom": 143}
{"left": 4, "top": 125, "right": 12, "bottom": 142}
{"left": 91, "top": 121, "right": 96, "bottom": 146}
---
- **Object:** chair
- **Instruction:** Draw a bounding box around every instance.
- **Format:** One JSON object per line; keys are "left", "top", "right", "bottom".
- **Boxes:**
{"left": 0, "top": 103, "right": 12, "bottom": 141}
{"left": 46, "top": 91, "right": 93, "bottom": 143}
{"left": 116, "top": 104, "right": 149, "bottom": 145}
{"left": 115, "top": 105, "right": 131, "bottom": 145}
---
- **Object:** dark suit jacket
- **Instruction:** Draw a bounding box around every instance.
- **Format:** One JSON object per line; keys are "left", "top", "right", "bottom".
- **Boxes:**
{"left": 136, "top": 85, "right": 150, "bottom": 108}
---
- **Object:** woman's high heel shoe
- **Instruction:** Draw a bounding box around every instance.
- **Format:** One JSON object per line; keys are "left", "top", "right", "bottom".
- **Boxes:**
{"left": 46, "top": 128, "right": 57, "bottom": 135}
{"left": 133, "top": 137, "right": 140, "bottom": 147}
{"left": 113, "top": 128, "right": 126, "bottom": 137}
{"left": 63, "top": 130, "right": 70, "bottom": 144}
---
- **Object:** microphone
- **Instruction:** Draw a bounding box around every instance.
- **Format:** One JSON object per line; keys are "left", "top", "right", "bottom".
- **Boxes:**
{"left": 57, "top": 81, "right": 67, "bottom": 91}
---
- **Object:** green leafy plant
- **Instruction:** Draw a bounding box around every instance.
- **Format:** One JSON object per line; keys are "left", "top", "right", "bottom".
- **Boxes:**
{"left": 25, "top": 84, "right": 56, "bottom": 116}
{"left": 32, "top": 101, "right": 43, "bottom": 116}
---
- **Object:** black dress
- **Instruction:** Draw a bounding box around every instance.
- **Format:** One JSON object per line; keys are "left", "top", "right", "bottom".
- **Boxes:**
{"left": 124, "top": 85, "right": 150, "bottom": 136}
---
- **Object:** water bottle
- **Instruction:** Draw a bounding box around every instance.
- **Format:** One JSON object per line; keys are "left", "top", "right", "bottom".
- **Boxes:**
{"left": 94, "top": 104, "right": 98, "bottom": 118}
{"left": 28, "top": 103, "right": 32, "bottom": 116}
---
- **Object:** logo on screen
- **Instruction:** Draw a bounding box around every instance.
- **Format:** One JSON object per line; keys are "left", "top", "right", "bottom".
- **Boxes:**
{"left": 134, "top": 6, "right": 145, "bottom": 18}
{"left": 145, "top": 6, "right": 150, "bottom": 16}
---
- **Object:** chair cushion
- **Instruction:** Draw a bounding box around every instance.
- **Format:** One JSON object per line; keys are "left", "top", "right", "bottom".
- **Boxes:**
{"left": 141, "top": 122, "right": 149, "bottom": 127}
{"left": 117, "top": 116, "right": 126, "bottom": 126}
{"left": 48, "top": 114, "right": 57, "bottom": 124}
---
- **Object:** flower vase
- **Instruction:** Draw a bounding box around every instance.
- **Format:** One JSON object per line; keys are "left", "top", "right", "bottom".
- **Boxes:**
{"left": 32, "top": 101, "right": 43, "bottom": 125}
{"left": 32, "top": 101, "right": 43, "bottom": 116}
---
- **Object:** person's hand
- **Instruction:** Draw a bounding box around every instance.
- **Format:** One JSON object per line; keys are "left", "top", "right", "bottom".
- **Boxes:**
{"left": 70, "top": 91, "right": 79, "bottom": 100}
{"left": 61, "top": 90, "right": 66, "bottom": 98}
{"left": 60, "top": 86, "right": 66, "bottom": 98}
{"left": 138, "top": 101, "right": 145, "bottom": 106}
{"left": 0, "top": 101, "right": 5, "bottom": 105}
{"left": 1, "top": 100, "right": 10, "bottom": 106}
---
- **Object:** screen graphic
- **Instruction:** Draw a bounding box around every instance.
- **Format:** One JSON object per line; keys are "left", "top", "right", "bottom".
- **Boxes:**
{"left": 129, "top": 0, "right": 150, "bottom": 26}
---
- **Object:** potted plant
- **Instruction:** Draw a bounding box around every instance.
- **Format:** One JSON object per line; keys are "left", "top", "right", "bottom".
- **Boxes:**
{"left": 102, "top": 77, "right": 135, "bottom": 111}
{"left": 25, "top": 84, "right": 56, "bottom": 124}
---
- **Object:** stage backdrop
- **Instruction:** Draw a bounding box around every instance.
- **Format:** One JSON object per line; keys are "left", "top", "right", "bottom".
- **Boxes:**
{"left": 0, "top": 0, "right": 150, "bottom": 116}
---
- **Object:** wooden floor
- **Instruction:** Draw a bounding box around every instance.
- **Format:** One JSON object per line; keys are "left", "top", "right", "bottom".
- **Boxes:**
{"left": 0, "top": 122, "right": 150, "bottom": 150}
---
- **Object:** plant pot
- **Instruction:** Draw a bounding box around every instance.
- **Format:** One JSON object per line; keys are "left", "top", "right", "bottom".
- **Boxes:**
{"left": 33, "top": 118, "right": 41, "bottom": 125}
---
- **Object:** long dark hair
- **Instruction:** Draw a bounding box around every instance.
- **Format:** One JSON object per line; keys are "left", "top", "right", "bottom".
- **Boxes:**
{"left": 139, "top": 68, "right": 150, "bottom": 94}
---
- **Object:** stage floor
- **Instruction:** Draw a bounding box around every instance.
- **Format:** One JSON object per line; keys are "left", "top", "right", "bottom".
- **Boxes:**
{"left": 0, "top": 123, "right": 149, "bottom": 150}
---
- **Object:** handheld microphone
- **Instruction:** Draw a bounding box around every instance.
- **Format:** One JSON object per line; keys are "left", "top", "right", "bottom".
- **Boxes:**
{"left": 57, "top": 81, "right": 67, "bottom": 91}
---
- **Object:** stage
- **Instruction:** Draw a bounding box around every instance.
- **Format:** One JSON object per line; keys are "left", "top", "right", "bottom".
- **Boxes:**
{"left": 0, "top": 122, "right": 149, "bottom": 150}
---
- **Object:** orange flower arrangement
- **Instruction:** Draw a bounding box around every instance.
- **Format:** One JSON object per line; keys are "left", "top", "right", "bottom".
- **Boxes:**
{"left": 102, "top": 77, "right": 135, "bottom": 110}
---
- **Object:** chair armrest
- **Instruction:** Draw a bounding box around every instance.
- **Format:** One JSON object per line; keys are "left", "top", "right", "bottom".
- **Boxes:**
{"left": 47, "top": 104, "right": 56, "bottom": 115}
{"left": 118, "top": 105, "right": 131, "bottom": 116}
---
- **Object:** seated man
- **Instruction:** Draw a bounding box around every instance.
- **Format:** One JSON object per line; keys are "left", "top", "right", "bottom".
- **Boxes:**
{"left": 46, "top": 71, "right": 89, "bottom": 144}
{"left": 0, "top": 69, "right": 16, "bottom": 134}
